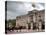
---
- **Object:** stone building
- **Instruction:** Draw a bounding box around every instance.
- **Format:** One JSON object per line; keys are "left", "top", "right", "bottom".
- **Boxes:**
{"left": 16, "top": 9, "right": 45, "bottom": 31}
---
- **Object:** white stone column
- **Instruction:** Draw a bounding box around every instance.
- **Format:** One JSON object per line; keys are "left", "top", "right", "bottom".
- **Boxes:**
{"left": 31, "top": 22, "right": 33, "bottom": 30}
{"left": 26, "top": 24, "right": 28, "bottom": 29}
{"left": 39, "top": 22, "right": 42, "bottom": 31}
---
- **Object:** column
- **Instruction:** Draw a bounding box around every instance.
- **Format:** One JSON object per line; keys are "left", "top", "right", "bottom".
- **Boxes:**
{"left": 26, "top": 24, "right": 28, "bottom": 29}
{"left": 31, "top": 22, "right": 33, "bottom": 30}
{"left": 39, "top": 22, "right": 42, "bottom": 31}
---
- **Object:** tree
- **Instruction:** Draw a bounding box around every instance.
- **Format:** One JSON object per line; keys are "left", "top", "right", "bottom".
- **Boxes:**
{"left": 11, "top": 20, "right": 16, "bottom": 27}
{"left": 7, "top": 19, "right": 16, "bottom": 30}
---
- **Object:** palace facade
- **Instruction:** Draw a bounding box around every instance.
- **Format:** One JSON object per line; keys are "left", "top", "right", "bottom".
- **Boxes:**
{"left": 16, "top": 9, "right": 45, "bottom": 31}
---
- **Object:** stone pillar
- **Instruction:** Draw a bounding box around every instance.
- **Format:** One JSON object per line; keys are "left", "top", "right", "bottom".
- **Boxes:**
{"left": 26, "top": 24, "right": 28, "bottom": 29}
{"left": 39, "top": 22, "right": 42, "bottom": 31}
{"left": 31, "top": 22, "right": 33, "bottom": 30}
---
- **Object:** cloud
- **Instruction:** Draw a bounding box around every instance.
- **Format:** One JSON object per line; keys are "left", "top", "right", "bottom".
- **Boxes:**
{"left": 7, "top": 1, "right": 45, "bottom": 20}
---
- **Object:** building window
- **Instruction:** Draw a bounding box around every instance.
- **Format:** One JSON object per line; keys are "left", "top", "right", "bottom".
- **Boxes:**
{"left": 42, "top": 21, "right": 45, "bottom": 29}
{"left": 33, "top": 23, "right": 36, "bottom": 30}
{"left": 39, "top": 16, "right": 41, "bottom": 17}
{"left": 19, "top": 17, "right": 21, "bottom": 19}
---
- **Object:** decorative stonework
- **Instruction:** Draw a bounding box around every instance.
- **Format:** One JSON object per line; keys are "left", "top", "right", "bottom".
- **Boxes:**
{"left": 16, "top": 9, "right": 45, "bottom": 31}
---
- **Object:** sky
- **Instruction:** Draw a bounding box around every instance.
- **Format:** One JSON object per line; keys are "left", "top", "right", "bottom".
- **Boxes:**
{"left": 7, "top": 1, "right": 45, "bottom": 20}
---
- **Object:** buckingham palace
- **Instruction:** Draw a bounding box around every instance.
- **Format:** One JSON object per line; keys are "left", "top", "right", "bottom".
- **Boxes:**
{"left": 16, "top": 9, "right": 45, "bottom": 31}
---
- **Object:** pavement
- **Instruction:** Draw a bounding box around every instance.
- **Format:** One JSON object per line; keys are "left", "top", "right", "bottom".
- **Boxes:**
{"left": 6, "top": 29, "right": 45, "bottom": 34}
